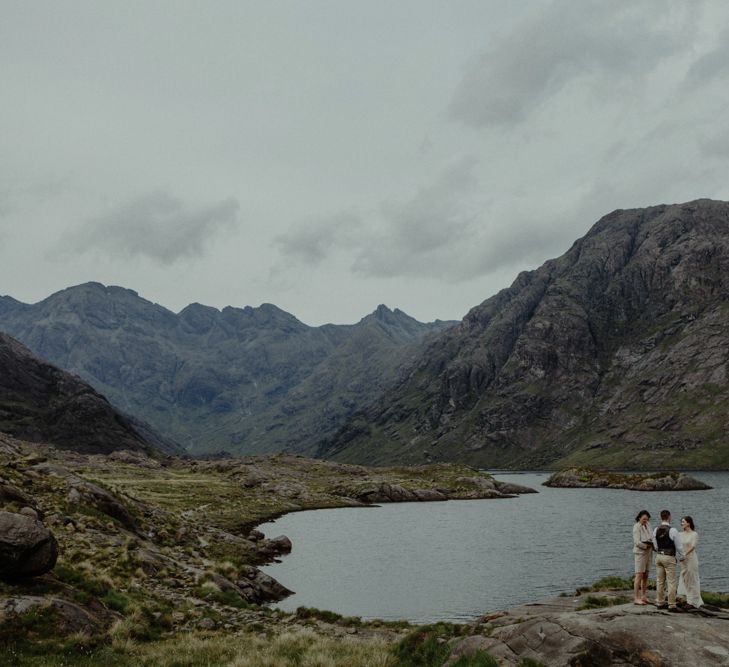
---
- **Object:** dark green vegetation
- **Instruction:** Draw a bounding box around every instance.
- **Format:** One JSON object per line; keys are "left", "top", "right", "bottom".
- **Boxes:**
{"left": 321, "top": 199, "right": 729, "bottom": 470}
{"left": 392, "top": 623, "right": 496, "bottom": 667}
{"left": 0, "top": 284, "right": 453, "bottom": 457}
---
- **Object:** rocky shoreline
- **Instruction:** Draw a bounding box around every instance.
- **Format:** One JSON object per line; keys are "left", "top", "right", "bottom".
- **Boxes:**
{"left": 447, "top": 590, "right": 729, "bottom": 666}
{"left": 3, "top": 437, "right": 729, "bottom": 665}
{"left": 544, "top": 467, "right": 712, "bottom": 491}
{"left": 0, "top": 433, "right": 540, "bottom": 662}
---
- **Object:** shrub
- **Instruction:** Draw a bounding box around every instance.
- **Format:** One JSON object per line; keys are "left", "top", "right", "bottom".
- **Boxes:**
{"left": 391, "top": 623, "right": 466, "bottom": 667}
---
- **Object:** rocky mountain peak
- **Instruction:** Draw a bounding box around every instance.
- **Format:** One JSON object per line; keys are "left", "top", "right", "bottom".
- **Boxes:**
{"left": 321, "top": 198, "right": 729, "bottom": 469}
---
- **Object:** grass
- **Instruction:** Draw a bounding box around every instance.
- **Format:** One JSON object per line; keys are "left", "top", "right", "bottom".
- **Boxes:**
{"left": 575, "top": 575, "right": 634, "bottom": 593}
{"left": 9, "top": 630, "right": 396, "bottom": 667}
{"left": 702, "top": 591, "right": 729, "bottom": 608}
{"left": 577, "top": 595, "right": 631, "bottom": 610}
{"left": 391, "top": 624, "right": 463, "bottom": 667}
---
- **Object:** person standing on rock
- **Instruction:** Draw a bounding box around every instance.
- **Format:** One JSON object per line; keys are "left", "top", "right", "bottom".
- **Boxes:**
{"left": 632, "top": 510, "right": 652, "bottom": 605}
{"left": 677, "top": 516, "right": 703, "bottom": 609}
{"left": 652, "top": 510, "right": 684, "bottom": 611}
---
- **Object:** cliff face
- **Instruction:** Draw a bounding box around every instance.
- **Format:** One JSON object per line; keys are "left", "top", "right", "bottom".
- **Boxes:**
{"left": 0, "top": 286, "right": 453, "bottom": 456}
{"left": 0, "top": 333, "right": 156, "bottom": 455}
{"left": 320, "top": 199, "right": 729, "bottom": 469}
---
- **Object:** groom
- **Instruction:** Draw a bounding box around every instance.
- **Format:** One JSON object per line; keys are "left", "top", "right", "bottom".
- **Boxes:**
{"left": 652, "top": 509, "right": 684, "bottom": 611}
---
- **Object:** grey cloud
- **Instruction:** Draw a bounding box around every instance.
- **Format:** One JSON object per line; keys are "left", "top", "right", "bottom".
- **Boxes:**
{"left": 64, "top": 193, "right": 239, "bottom": 263}
{"left": 448, "top": 0, "right": 696, "bottom": 127}
{"left": 352, "top": 157, "right": 482, "bottom": 277}
{"left": 699, "top": 133, "right": 729, "bottom": 159}
{"left": 685, "top": 28, "right": 729, "bottom": 90}
{"left": 275, "top": 211, "right": 362, "bottom": 266}
{"left": 278, "top": 157, "right": 561, "bottom": 282}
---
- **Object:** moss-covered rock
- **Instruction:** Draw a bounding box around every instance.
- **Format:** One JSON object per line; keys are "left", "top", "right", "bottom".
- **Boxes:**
{"left": 544, "top": 467, "right": 712, "bottom": 490}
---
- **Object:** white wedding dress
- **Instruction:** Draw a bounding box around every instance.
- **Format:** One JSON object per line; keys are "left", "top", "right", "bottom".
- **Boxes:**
{"left": 677, "top": 530, "right": 703, "bottom": 607}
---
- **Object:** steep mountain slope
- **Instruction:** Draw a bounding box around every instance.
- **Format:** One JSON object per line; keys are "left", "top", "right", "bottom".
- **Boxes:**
{"left": 0, "top": 285, "right": 453, "bottom": 455}
{"left": 320, "top": 199, "right": 729, "bottom": 469}
{"left": 0, "top": 332, "right": 160, "bottom": 454}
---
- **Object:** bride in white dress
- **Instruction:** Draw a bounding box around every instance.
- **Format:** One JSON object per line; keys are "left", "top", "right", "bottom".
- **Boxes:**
{"left": 677, "top": 516, "right": 703, "bottom": 608}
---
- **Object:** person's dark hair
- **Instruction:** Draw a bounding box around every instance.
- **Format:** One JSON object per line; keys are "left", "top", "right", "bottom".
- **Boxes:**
{"left": 635, "top": 510, "right": 651, "bottom": 522}
{"left": 682, "top": 516, "right": 695, "bottom": 530}
{"left": 660, "top": 509, "right": 671, "bottom": 521}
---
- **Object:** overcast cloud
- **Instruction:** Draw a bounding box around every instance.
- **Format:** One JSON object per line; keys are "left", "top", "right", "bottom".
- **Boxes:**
{"left": 448, "top": 1, "right": 698, "bottom": 127}
{"left": 2, "top": 1, "right": 729, "bottom": 325}
{"left": 63, "top": 193, "right": 239, "bottom": 264}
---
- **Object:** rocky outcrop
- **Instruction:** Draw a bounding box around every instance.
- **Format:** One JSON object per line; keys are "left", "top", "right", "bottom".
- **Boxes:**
{"left": 30, "top": 462, "right": 139, "bottom": 530}
{"left": 0, "top": 332, "right": 159, "bottom": 455}
{"left": 1, "top": 597, "right": 106, "bottom": 635}
{"left": 443, "top": 594, "right": 729, "bottom": 666}
{"left": 0, "top": 511, "right": 58, "bottom": 578}
{"left": 544, "top": 468, "right": 712, "bottom": 491}
{"left": 321, "top": 199, "right": 729, "bottom": 470}
{"left": 237, "top": 566, "right": 294, "bottom": 603}
{"left": 0, "top": 283, "right": 455, "bottom": 457}
{"left": 346, "top": 479, "right": 537, "bottom": 504}
{"left": 0, "top": 479, "right": 43, "bottom": 518}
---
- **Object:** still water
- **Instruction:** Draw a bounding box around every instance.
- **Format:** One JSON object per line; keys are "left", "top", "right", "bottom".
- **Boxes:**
{"left": 259, "top": 472, "right": 728, "bottom": 624}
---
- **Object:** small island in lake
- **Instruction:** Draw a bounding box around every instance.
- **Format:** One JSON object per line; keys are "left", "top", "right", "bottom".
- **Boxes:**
{"left": 544, "top": 467, "right": 712, "bottom": 491}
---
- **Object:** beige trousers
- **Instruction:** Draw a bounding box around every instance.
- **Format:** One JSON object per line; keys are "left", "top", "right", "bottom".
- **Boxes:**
{"left": 655, "top": 554, "right": 677, "bottom": 606}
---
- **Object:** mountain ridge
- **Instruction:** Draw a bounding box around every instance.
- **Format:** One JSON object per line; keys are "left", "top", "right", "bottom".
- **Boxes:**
{"left": 0, "top": 284, "right": 455, "bottom": 456}
{"left": 319, "top": 198, "right": 729, "bottom": 469}
{"left": 0, "top": 331, "right": 179, "bottom": 455}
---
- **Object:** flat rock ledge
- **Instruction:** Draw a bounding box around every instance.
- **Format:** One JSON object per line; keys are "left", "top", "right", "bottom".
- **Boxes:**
{"left": 544, "top": 468, "right": 712, "bottom": 491}
{"left": 447, "top": 593, "right": 729, "bottom": 666}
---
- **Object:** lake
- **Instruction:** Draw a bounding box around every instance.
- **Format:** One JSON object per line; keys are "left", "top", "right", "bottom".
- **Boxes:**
{"left": 258, "top": 472, "right": 728, "bottom": 624}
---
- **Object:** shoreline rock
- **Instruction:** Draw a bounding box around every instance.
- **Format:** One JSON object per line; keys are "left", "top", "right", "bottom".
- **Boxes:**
{"left": 544, "top": 467, "right": 712, "bottom": 491}
{"left": 445, "top": 591, "right": 729, "bottom": 666}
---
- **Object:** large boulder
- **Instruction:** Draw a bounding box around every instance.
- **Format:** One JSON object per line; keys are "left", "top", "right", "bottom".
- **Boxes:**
{"left": 0, "top": 511, "right": 58, "bottom": 578}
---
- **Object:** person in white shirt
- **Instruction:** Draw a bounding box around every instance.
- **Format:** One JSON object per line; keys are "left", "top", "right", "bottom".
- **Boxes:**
{"left": 632, "top": 510, "right": 652, "bottom": 604}
{"left": 652, "top": 509, "right": 685, "bottom": 611}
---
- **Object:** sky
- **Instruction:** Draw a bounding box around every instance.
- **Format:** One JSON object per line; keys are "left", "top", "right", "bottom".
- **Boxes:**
{"left": 2, "top": 1, "right": 729, "bottom": 326}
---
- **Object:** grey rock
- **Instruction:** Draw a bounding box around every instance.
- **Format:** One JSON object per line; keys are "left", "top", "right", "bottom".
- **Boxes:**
{"left": 413, "top": 488, "right": 448, "bottom": 501}
{"left": 546, "top": 468, "right": 712, "bottom": 491}
{"left": 259, "top": 535, "right": 292, "bottom": 556}
{"left": 18, "top": 507, "right": 39, "bottom": 520}
{"left": 444, "top": 594, "right": 729, "bottom": 666}
{"left": 68, "top": 481, "right": 138, "bottom": 530}
{"left": 0, "top": 511, "right": 58, "bottom": 577}
{"left": 493, "top": 481, "right": 538, "bottom": 495}
{"left": 0, "top": 482, "right": 43, "bottom": 518}
{"left": 2, "top": 596, "right": 104, "bottom": 635}
{"left": 197, "top": 617, "right": 216, "bottom": 630}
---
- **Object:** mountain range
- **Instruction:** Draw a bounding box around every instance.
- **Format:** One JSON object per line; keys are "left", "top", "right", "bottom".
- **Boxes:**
{"left": 3, "top": 199, "right": 729, "bottom": 468}
{"left": 0, "top": 284, "right": 453, "bottom": 456}
{"left": 319, "top": 199, "right": 729, "bottom": 469}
